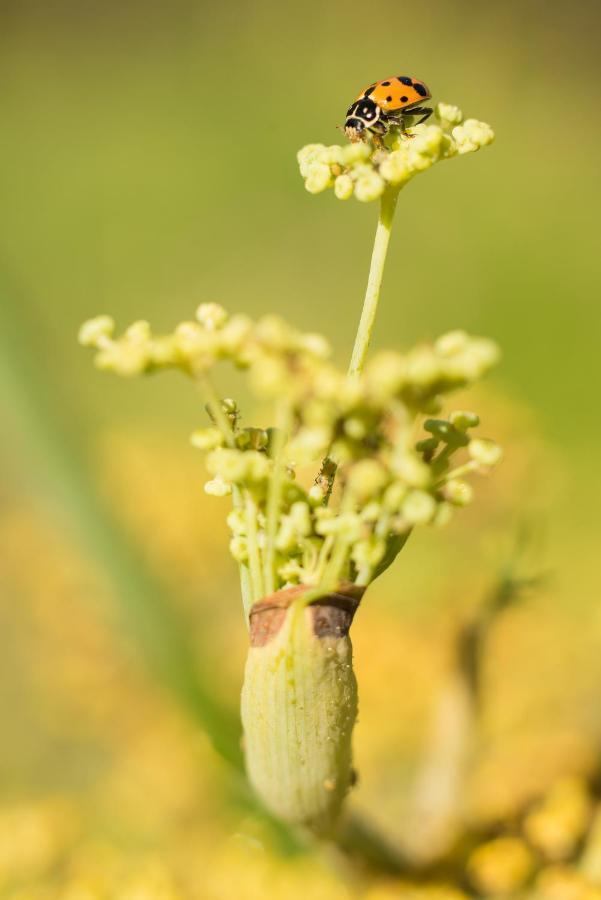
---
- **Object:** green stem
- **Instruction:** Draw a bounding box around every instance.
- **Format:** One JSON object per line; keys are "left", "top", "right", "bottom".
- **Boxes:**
{"left": 263, "top": 404, "right": 290, "bottom": 596}
{"left": 197, "top": 373, "right": 256, "bottom": 618}
{"left": 348, "top": 186, "right": 401, "bottom": 377}
{"left": 197, "top": 371, "right": 236, "bottom": 449}
{"left": 245, "top": 492, "right": 264, "bottom": 602}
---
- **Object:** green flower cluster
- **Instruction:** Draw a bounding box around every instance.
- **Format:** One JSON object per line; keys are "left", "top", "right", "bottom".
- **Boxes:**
{"left": 80, "top": 305, "right": 501, "bottom": 609}
{"left": 297, "top": 102, "right": 494, "bottom": 202}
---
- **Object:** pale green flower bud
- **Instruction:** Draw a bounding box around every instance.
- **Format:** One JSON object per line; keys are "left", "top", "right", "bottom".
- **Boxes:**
{"left": 383, "top": 481, "right": 407, "bottom": 512}
{"left": 255, "top": 315, "right": 293, "bottom": 350}
{"left": 406, "top": 348, "right": 440, "bottom": 385}
{"left": 299, "top": 332, "right": 331, "bottom": 358}
{"left": 435, "top": 329, "right": 470, "bottom": 356}
{"left": 468, "top": 438, "right": 503, "bottom": 467}
{"left": 316, "top": 513, "right": 361, "bottom": 540}
{"left": 96, "top": 342, "right": 149, "bottom": 376}
{"left": 196, "top": 302, "right": 228, "bottom": 330}
{"left": 351, "top": 537, "right": 386, "bottom": 570}
{"left": 343, "top": 417, "right": 367, "bottom": 440}
{"left": 341, "top": 142, "right": 371, "bottom": 165}
{"left": 452, "top": 119, "right": 495, "bottom": 154}
{"left": 393, "top": 451, "right": 431, "bottom": 488}
{"left": 124, "top": 320, "right": 151, "bottom": 343}
{"left": 190, "top": 427, "right": 223, "bottom": 450}
{"left": 442, "top": 338, "right": 500, "bottom": 382}
{"left": 334, "top": 174, "right": 354, "bottom": 200}
{"left": 220, "top": 314, "right": 253, "bottom": 355}
{"left": 78, "top": 315, "right": 115, "bottom": 347}
{"left": 433, "top": 501, "right": 453, "bottom": 527}
{"left": 437, "top": 102, "right": 463, "bottom": 126}
{"left": 379, "top": 151, "right": 411, "bottom": 185}
{"left": 321, "top": 145, "right": 344, "bottom": 166}
{"left": 365, "top": 351, "right": 406, "bottom": 399}
{"left": 450, "top": 410, "right": 480, "bottom": 431}
{"left": 229, "top": 535, "right": 248, "bottom": 562}
{"left": 360, "top": 501, "right": 381, "bottom": 522}
{"left": 411, "top": 125, "right": 444, "bottom": 157}
{"left": 297, "top": 143, "right": 327, "bottom": 177}
{"left": 289, "top": 501, "right": 312, "bottom": 537}
{"left": 174, "top": 321, "right": 217, "bottom": 364}
{"left": 308, "top": 484, "right": 325, "bottom": 506}
{"left": 277, "top": 560, "right": 305, "bottom": 584}
{"left": 206, "top": 448, "right": 271, "bottom": 484}
{"left": 149, "top": 335, "right": 179, "bottom": 366}
{"left": 251, "top": 357, "right": 290, "bottom": 395}
{"left": 275, "top": 518, "right": 297, "bottom": 553}
{"left": 287, "top": 426, "right": 331, "bottom": 465}
{"left": 402, "top": 490, "right": 436, "bottom": 524}
{"left": 226, "top": 508, "right": 247, "bottom": 534}
{"left": 354, "top": 172, "right": 385, "bottom": 202}
{"left": 305, "top": 163, "right": 333, "bottom": 194}
{"left": 347, "top": 460, "right": 387, "bottom": 502}
{"left": 204, "top": 476, "right": 232, "bottom": 497}
{"left": 443, "top": 479, "right": 474, "bottom": 506}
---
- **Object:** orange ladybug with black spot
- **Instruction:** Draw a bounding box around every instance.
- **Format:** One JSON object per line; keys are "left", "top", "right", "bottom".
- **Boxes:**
{"left": 344, "top": 75, "right": 432, "bottom": 143}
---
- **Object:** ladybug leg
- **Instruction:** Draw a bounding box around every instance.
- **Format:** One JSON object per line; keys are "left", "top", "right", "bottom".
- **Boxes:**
{"left": 369, "top": 117, "right": 388, "bottom": 148}
{"left": 405, "top": 106, "right": 433, "bottom": 127}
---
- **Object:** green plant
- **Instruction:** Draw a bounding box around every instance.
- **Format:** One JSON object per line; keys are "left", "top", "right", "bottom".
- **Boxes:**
{"left": 79, "top": 101, "right": 498, "bottom": 838}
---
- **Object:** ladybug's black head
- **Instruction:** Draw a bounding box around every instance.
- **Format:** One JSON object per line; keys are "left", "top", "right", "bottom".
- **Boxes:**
{"left": 344, "top": 97, "right": 381, "bottom": 143}
{"left": 344, "top": 117, "right": 365, "bottom": 143}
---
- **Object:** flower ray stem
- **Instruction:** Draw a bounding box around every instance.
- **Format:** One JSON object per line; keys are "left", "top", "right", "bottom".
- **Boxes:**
{"left": 263, "top": 403, "right": 290, "bottom": 596}
{"left": 245, "top": 492, "right": 264, "bottom": 602}
{"left": 197, "top": 371, "right": 255, "bottom": 617}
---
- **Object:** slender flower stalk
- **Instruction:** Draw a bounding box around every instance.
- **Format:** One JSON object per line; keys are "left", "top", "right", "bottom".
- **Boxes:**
{"left": 349, "top": 186, "right": 400, "bottom": 377}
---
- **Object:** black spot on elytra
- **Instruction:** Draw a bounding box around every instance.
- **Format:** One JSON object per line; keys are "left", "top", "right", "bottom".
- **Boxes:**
{"left": 364, "top": 85, "right": 375, "bottom": 97}
{"left": 414, "top": 82, "right": 428, "bottom": 97}
{"left": 400, "top": 95, "right": 408, "bottom": 103}
{"left": 397, "top": 75, "right": 413, "bottom": 85}
{"left": 386, "top": 95, "right": 392, "bottom": 102}
{"left": 381, "top": 80, "right": 391, "bottom": 86}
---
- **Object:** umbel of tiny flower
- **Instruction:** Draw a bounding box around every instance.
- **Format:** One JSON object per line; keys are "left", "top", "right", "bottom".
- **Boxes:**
{"left": 79, "top": 305, "right": 502, "bottom": 603}
{"left": 297, "top": 101, "right": 494, "bottom": 202}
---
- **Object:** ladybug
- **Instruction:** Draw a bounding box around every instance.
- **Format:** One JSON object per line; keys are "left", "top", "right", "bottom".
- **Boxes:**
{"left": 344, "top": 75, "right": 432, "bottom": 143}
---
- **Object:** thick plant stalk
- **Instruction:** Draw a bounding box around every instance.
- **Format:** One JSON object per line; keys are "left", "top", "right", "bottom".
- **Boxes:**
{"left": 241, "top": 583, "right": 364, "bottom": 835}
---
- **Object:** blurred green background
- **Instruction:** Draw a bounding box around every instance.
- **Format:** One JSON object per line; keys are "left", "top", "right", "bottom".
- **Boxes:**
{"left": 1, "top": 1, "right": 600, "bottom": 896}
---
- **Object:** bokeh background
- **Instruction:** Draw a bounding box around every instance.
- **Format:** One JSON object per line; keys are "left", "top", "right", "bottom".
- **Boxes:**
{"left": 1, "top": 1, "right": 600, "bottom": 896}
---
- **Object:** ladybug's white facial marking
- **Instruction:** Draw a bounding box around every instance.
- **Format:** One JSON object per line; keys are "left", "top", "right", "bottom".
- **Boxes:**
{"left": 344, "top": 97, "right": 382, "bottom": 143}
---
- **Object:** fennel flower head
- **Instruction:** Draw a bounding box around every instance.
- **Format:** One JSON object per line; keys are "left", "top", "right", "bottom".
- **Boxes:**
{"left": 79, "top": 307, "right": 502, "bottom": 593}
{"left": 298, "top": 102, "right": 494, "bottom": 202}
